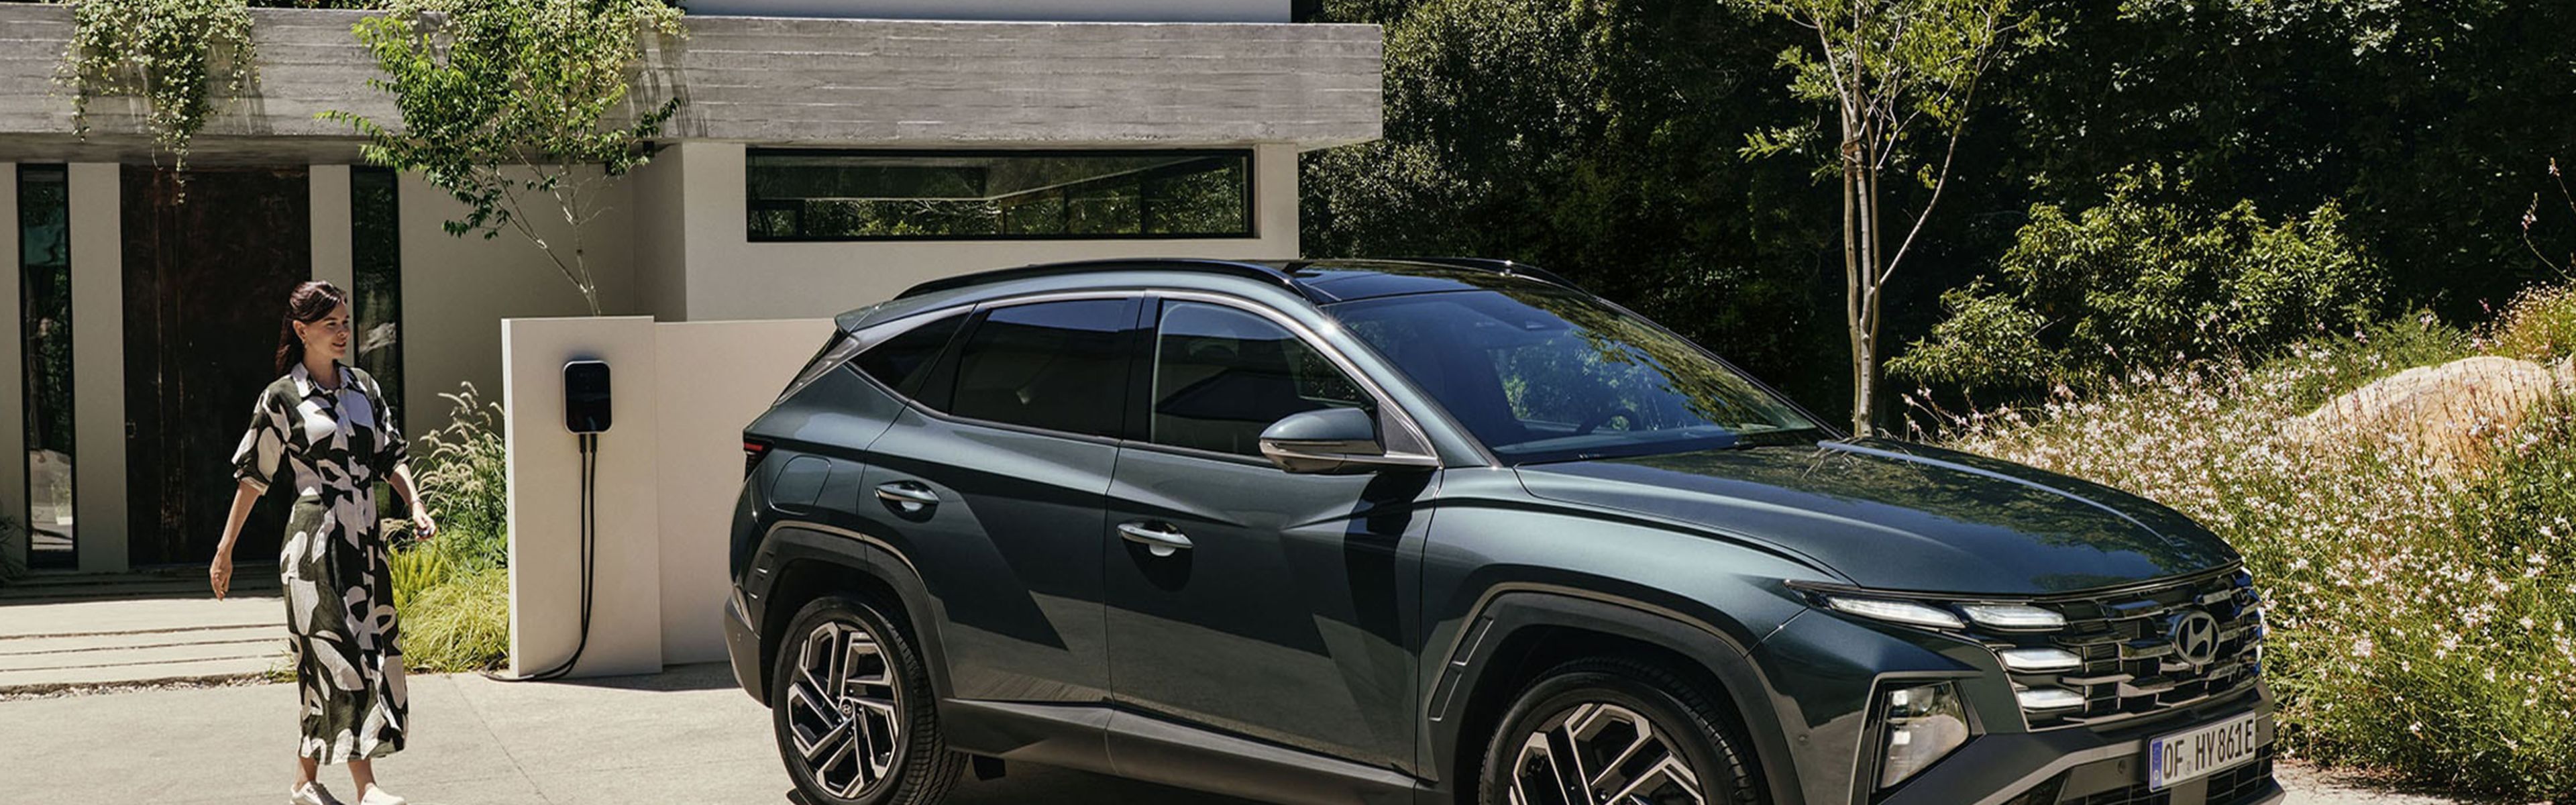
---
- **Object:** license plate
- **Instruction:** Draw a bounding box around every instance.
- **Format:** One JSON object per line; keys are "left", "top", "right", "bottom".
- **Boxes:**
{"left": 2147, "top": 711, "right": 2263, "bottom": 791}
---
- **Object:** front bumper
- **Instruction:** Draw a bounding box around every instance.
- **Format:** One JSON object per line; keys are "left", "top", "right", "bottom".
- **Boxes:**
{"left": 1879, "top": 697, "right": 2282, "bottom": 805}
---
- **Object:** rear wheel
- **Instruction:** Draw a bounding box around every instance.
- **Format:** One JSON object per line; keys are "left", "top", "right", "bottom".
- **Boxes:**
{"left": 1477, "top": 657, "right": 1762, "bottom": 805}
{"left": 771, "top": 595, "right": 963, "bottom": 805}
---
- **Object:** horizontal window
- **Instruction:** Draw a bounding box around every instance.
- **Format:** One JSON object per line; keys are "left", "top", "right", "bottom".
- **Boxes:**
{"left": 747, "top": 150, "right": 1254, "bottom": 241}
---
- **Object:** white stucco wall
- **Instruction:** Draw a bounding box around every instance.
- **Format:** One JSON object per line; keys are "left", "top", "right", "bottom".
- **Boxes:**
{"left": 503, "top": 315, "right": 827, "bottom": 674}
{"left": 398, "top": 170, "right": 638, "bottom": 437}
{"left": 309, "top": 165, "right": 353, "bottom": 292}
{"left": 653, "top": 318, "right": 835, "bottom": 663}
{"left": 502, "top": 317, "right": 665, "bottom": 678}
{"left": 67, "top": 164, "right": 124, "bottom": 573}
{"left": 657, "top": 141, "right": 1302, "bottom": 322}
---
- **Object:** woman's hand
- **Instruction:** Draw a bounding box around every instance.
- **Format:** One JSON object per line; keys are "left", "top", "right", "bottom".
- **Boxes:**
{"left": 209, "top": 550, "right": 233, "bottom": 600}
{"left": 412, "top": 507, "right": 439, "bottom": 541}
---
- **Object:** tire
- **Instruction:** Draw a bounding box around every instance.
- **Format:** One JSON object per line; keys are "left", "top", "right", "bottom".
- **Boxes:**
{"left": 1476, "top": 657, "right": 1764, "bottom": 805}
{"left": 771, "top": 595, "right": 964, "bottom": 805}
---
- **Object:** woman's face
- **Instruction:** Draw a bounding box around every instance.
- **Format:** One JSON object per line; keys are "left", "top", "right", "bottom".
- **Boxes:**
{"left": 294, "top": 302, "right": 352, "bottom": 364}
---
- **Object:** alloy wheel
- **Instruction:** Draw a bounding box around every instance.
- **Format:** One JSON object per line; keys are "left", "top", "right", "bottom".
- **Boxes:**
{"left": 784, "top": 618, "right": 904, "bottom": 799}
{"left": 1509, "top": 702, "right": 1706, "bottom": 805}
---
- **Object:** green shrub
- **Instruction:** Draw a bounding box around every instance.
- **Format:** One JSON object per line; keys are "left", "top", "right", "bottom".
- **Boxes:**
{"left": 411, "top": 382, "right": 508, "bottom": 571}
{"left": 2484, "top": 283, "right": 2576, "bottom": 364}
{"left": 1933, "top": 349, "right": 2576, "bottom": 798}
{"left": 2269, "top": 313, "right": 2471, "bottom": 413}
{"left": 1893, "top": 164, "right": 2385, "bottom": 388}
{"left": 394, "top": 561, "right": 509, "bottom": 673}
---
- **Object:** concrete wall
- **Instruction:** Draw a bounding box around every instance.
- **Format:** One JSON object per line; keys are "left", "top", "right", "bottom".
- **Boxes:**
{"left": 0, "top": 165, "right": 19, "bottom": 574}
{"left": 682, "top": 0, "right": 1293, "bottom": 22}
{"left": 309, "top": 165, "right": 353, "bottom": 292}
{"left": 653, "top": 319, "right": 835, "bottom": 663}
{"left": 504, "top": 315, "right": 829, "bottom": 674}
{"left": 66, "top": 164, "right": 123, "bottom": 574}
{"left": 502, "top": 317, "right": 664, "bottom": 678}
{"left": 657, "top": 141, "right": 1302, "bottom": 321}
{"left": 0, "top": 6, "right": 1383, "bottom": 164}
{"left": 398, "top": 170, "right": 637, "bottom": 437}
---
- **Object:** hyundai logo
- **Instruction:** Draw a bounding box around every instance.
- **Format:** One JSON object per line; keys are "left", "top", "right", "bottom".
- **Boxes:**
{"left": 2169, "top": 610, "right": 2220, "bottom": 666}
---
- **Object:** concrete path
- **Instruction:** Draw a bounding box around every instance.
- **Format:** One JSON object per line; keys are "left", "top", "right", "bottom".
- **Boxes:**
{"left": 0, "top": 661, "right": 2498, "bottom": 805}
{"left": 0, "top": 569, "right": 287, "bottom": 692}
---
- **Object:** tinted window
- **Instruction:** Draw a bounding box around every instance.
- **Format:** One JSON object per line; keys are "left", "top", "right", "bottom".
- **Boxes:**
{"left": 854, "top": 313, "right": 965, "bottom": 396}
{"left": 746, "top": 150, "right": 1253, "bottom": 241}
{"left": 1149, "top": 302, "right": 1366, "bottom": 457}
{"left": 1328, "top": 288, "right": 1819, "bottom": 464}
{"left": 948, "top": 299, "right": 1133, "bottom": 437}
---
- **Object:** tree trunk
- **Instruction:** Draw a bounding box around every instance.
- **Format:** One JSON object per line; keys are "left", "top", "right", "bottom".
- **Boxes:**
{"left": 1840, "top": 117, "right": 1866, "bottom": 436}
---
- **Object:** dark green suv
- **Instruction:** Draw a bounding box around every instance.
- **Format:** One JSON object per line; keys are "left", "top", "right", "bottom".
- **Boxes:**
{"left": 722, "top": 258, "right": 2277, "bottom": 805}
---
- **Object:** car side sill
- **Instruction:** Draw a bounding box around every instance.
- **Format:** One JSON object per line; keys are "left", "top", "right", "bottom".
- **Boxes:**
{"left": 939, "top": 698, "right": 1421, "bottom": 805}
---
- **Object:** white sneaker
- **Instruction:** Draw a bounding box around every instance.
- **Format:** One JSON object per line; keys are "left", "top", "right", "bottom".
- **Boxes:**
{"left": 289, "top": 782, "right": 345, "bottom": 805}
{"left": 354, "top": 784, "right": 408, "bottom": 805}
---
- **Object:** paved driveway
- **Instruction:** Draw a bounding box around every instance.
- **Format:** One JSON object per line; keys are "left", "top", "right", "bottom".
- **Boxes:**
{"left": 0, "top": 662, "right": 2479, "bottom": 804}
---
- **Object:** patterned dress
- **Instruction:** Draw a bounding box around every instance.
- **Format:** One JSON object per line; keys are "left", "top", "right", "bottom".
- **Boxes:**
{"left": 230, "top": 360, "right": 410, "bottom": 763}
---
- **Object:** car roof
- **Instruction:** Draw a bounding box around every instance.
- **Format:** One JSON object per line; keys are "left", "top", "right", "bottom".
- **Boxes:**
{"left": 915, "top": 257, "right": 1571, "bottom": 302}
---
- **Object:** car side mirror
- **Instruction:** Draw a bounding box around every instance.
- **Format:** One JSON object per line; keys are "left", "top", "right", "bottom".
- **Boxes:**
{"left": 1258, "top": 407, "right": 1438, "bottom": 474}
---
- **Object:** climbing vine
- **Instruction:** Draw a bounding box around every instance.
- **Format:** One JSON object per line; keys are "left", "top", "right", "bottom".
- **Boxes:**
{"left": 57, "top": 0, "right": 260, "bottom": 171}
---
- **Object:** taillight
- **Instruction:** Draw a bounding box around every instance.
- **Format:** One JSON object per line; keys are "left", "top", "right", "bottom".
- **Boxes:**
{"left": 744, "top": 439, "right": 771, "bottom": 477}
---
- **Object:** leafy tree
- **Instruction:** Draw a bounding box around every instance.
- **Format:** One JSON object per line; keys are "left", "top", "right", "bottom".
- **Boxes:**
{"left": 1303, "top": 0, "right": 1852, "bottom": 415}
{"left": 326, "top": 0, "right": 684, "bottom": 315}
{"left": 1890, "top": 165, "right": 2383, "bottom": 387}
{"left": 1733, "top": 0, "right": 2037, "bottom": 434}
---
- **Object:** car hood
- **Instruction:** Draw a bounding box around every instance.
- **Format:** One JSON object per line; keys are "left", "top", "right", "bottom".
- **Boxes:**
{"left": 1511, "top": 438, "right": 2237, "bottom": 595}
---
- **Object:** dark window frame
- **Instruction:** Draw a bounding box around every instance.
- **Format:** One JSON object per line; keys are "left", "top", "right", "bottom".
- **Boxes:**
{"left": 17, "top": 163, "right": 75, "bottom": 570}
{"left": 745, "top": 148, "right": 1258, "bottom": 243}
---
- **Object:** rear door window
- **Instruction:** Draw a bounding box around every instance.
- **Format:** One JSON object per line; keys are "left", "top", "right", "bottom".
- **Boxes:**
{"left": 945, "top": 298, "right": 1137, "bottom": 438}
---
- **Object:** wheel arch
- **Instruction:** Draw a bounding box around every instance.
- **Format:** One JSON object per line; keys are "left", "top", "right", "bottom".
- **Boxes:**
{"left": 1427, "top": 590, "right": 1809, "bottom": 805}
{"left": 753, "top": 524, "right": 954, "bottom": 702}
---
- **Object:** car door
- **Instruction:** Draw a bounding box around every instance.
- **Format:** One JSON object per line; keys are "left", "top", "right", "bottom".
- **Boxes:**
{"left": 855, "top": 294, "right": 1140, "bottom": 706}
{"left": 1101, "top": 294, "right": 1440, "bottom": 773}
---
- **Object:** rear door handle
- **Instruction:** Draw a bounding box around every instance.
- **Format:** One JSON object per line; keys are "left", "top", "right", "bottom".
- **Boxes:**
{"left": 874, "top": 481, "right": 939, "bottom": 512}
{"left": 1116, "top": 521, "right": 1194, "bottom": 557}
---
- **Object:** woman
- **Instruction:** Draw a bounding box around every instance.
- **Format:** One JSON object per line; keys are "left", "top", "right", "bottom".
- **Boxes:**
{"left": 210, "top": 280, "right": 437, "bottom": 805}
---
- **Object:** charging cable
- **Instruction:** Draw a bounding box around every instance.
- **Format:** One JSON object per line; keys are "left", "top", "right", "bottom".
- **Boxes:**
{"left": 492, "top": 431, "right": 598, "bottom": 682}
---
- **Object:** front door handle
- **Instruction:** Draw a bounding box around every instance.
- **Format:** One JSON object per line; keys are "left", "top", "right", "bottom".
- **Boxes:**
{"left": 874, "top": 481, "right": 939, "bottom": 513}
{"left": 1116, "top": 521, "right": 1194, "bottom": 557}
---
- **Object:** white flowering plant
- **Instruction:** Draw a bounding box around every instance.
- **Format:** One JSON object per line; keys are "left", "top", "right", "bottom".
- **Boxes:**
{"left": 1923, "top": 320, "right": 2576, "bottom": 797}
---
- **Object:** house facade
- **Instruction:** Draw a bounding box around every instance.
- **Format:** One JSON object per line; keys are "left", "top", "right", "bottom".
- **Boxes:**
{"left": 0, "top": 1, "right": 1381, "bottom": 574}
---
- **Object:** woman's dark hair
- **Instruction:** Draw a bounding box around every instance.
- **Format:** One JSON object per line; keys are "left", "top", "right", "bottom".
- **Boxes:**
{"left": 274, "top": 280, "right": 352, "bottom": 376}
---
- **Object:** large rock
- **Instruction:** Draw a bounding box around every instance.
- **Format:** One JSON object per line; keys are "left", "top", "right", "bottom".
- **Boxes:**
{"left": 2301, "top": 356, "right": 2576, "bottom": 471}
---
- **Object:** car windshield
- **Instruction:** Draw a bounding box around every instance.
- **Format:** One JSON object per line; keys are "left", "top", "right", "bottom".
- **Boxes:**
{"left": 1326, "top": 287, "right": 1822, "bottom": 464}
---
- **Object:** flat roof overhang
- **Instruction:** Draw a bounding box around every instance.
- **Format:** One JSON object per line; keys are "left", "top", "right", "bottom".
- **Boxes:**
{"left": 0, "top": 7, "right": 1383, "bottom": 166}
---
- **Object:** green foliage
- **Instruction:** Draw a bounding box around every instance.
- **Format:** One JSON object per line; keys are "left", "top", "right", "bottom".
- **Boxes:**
{"left": 325, "top": 0, "right": 684, "bottom": 315}
{"left": 411, "top": 382, "right": 508, "bottom": 571}
{"left": 1892, "top": 166, "right": 2384, "bottom": 386}
{"left": 1883, "top": 279, "right": 2057, "bottom": 392}
{"left": 1302, "top": 0, "right": 1851, "bottom": 413}
{"left": 57, "top": 0, "right": 258, "bottom": 171}
{"left": 2485, "top": 284, "right": 2576, "bottom": 364}
{"left": 1935, "top": 350, "right": 2576, "bottom": 798}
{"left": 390, "top": 547, "right": 508, "bottom": 673}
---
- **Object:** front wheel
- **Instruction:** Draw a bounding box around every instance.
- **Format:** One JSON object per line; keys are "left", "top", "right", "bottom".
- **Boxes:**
{"left": 1478, "top": 657, "right": 1764, "bottom": 805}
{"left": 771, "top": 595, "right": 963, "bottom": 805}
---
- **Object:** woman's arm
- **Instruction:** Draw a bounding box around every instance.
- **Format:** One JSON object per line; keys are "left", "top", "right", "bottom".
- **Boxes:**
{"left": 388, "top": 462, "right": 437, "bottom": 541}
{"left": 209, "top": 480, "right": 262, "bottom": 599}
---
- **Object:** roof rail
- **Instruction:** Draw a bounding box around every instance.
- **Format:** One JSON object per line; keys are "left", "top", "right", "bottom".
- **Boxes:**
{"left": 894, "top": 258, "right": 1299, "bottom": 300}
{"left": 1387, "top": 257, "right": 1581, "bottom": 290}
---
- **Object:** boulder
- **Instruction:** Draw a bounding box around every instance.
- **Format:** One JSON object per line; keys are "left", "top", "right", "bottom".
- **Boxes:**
{"left": 2300, "top": 355, "right": 2576, "bottom": 472}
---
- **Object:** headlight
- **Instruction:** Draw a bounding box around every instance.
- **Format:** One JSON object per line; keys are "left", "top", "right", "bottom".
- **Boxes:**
{"left": 1879, "top": 682, "right": 1970, "bottom": 788}
{"left": 1959, "top": 603, "right": 2066, "bottom": 630}
{"left": 1825, "top": 596, "right": 1964, "bottom": 629}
